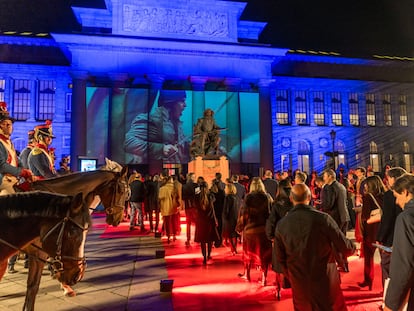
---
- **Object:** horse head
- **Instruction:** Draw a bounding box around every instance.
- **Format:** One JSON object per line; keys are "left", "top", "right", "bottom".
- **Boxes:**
{"left": 98, "top": 163, "right": 129, "bottom": 227}
{"left": 40, "top": 192, "right": 91, "bottom": 286}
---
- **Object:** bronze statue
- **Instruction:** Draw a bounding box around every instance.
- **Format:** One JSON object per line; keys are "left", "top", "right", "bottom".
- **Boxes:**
{"left": 190, "top": 108, "right": 224, "bottom": 157}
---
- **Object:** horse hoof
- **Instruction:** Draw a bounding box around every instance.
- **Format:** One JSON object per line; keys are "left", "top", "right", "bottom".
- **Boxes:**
{"left": 61, "top": 284, "right": 76, "bottom": 297}
{"left": 65, "top": 290, "right": 76, "bottom": 297}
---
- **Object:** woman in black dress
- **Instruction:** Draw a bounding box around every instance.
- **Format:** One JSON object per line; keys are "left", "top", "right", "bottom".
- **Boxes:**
{"left": 194, "top": 181, "right": 220, "bottom": 265}
{"left": 222, "top": 183, "right": 239, "bottom": 255}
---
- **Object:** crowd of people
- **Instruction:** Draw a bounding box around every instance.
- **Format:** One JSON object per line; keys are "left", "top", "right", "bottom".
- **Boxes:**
{"left": 126, "top": 165, "right": 414, "bottom": 310}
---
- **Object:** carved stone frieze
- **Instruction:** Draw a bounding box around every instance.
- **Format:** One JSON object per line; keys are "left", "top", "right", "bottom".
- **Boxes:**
{"left": 122, "top": 5, "right": 229, "bottom": 39}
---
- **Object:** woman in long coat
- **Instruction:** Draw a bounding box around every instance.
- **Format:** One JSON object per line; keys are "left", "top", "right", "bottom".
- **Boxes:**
{"left": 194, "top": 181, "right": 220, "bottom": 265}
{"left": 159, "top": 176, "right": 178, "bottom": 243}
{"left": 266, "top": 179, "right": 293, "bottom": 275}
{"left": 222, "top": 183, "right": 239, "bottom": 255}
{"left": 358, "top": 175, "right": 386, "bottom": 290}
{"left": 238, "top": 177, "right": 272, "bottom": 286}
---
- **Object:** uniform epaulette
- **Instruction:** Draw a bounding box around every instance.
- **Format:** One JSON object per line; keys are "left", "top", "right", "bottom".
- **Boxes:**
{"left": 31, "top": 147, "right": 43, "bottom": 156}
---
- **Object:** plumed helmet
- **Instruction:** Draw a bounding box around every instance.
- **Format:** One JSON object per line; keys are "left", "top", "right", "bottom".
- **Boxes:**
{"left": 0, "top": 102, "right": 16, "bottom": 123}
{"left": 158, "top": 90, "right": 186, "bottom": 107}
{"left": 27, "top": 129, "right": 35, "bottom": 140}
{"left": 34, "top": 120, "right": 55, "bottom": 139}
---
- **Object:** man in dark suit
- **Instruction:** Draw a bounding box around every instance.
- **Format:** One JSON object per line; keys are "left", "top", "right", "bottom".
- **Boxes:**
{"left": 129, "top": 171, "right": 146, "bottom": 231}
{"left": 321, "top": 169, "right": 351, "bottom": 272}
{"left": 231, "top": 174, "right": 246, "bottom": 207}
{"left": 376, "top": 167, "right": 405, "bottom": 286}
{"left": 262, "top": 169, "right": 278, "bottom": 201}
{"left": 274, "top": 183, "right": 355, "bottom": 311}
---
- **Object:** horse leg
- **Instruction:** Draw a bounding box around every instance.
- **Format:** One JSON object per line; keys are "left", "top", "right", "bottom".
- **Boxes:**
{"left": 0, "top": 259, "right": 7, "bottom": 280}
{"left": 60, "top": 282, "right": 76, "bottom": 297}
{"left": 23, "top": 256, "right": 45, "bottom": 311}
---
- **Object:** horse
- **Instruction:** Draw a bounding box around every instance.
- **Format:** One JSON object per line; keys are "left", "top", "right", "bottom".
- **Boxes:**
{"left": 0, "top": 191, "right": 90, "bottom": 310}
{"left": 30, "top": 158, "right": 129, "bottom": 226}
{"left": 15, "top": 159, "right": 128, "bottom": 310}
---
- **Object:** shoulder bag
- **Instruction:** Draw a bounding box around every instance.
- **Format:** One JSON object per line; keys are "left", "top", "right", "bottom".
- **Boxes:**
{"left": 366, "top": 193, "right": 382, "bottom": 224}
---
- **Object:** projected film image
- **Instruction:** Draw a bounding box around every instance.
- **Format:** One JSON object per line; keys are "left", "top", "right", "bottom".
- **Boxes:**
{"left": 85, "top": 87, "right": 260, "bottom": 166}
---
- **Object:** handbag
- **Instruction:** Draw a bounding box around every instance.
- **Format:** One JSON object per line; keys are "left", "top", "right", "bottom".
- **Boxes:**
{"left": 366, "top": 193, "right": 382, "bottom": 224}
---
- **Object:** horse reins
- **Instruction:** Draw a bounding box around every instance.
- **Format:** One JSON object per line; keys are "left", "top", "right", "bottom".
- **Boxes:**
{"left": 0, "top": 209, "right": 88, "bottom": 275}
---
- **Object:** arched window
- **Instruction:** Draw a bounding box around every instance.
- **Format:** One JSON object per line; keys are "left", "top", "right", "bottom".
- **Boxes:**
{"left": 298, "top": 140, "right": 310, "bottom": 173}
{"left": 403, "top": 141, "right": 411, "bottom": 172}
{"left": 369, "top": 141, "right": 380, "bottom": 172}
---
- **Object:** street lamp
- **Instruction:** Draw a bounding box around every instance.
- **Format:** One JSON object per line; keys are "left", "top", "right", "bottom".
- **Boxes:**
{"left": 330, "top": 130, "right": 336, "bottom": 169}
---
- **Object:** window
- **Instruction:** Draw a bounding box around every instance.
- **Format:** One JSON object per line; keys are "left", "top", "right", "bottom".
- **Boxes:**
{"left": 349, "top": 93, "right": 359, "bottom": 126}
{"left": 366, "top": 94, "right": 376, "bottom": 126}
{"left": 37, "top": 80, "right": 55, "bottom": 121}
{"left": 294, "top": 90, "right": 307, "bottom": 125}
{"left": 399, "top": 95, "right": 408, "bottom": 126}
{"left": 383, "top": 94, "right": 392, "bottom": 126}
{"left": 65, "top": 93, "right": 72, "bottom": 122}
{"left": 313, "top": 91, "right": 325, "bottom": 125}
{"left": 403, "top": 141, "right": 411, "bottom": 172}
{"left": 13, "top": 79, "right": 31, "bottom": 120}
{"left": 331, "top": 92, "right": 342, "bottom": 125}
{"left": 275, "top": 90, "right": 289, "bottom": 125}
{"left": 369, "top": 141, "right": 380, "bottom": 172}
{"left": 0, "top": 79, "right": 5, "bottom": 102}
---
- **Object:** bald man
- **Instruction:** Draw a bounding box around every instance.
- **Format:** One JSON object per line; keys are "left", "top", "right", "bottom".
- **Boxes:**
{"left": 274, "top": 184, "right": 355, "bottom": 311}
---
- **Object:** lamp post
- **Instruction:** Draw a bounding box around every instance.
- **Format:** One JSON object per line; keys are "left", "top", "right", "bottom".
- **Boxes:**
{"left": 330, "top": 130, "right": 336, "bottom": 170}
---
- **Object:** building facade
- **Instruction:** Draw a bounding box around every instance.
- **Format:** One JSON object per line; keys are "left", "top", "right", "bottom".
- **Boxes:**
{"left": 0, "top": 0, "right": 413, "bottom": 175}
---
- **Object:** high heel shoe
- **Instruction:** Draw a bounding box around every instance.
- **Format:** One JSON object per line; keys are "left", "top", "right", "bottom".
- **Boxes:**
{"left": 357, "top": 281, "right": 372, "bottom": 290}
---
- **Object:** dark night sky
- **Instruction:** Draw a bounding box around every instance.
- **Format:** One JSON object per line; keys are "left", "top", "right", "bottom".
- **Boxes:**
{"left": 1, "top": 0, "right": 413, "bottom": 58}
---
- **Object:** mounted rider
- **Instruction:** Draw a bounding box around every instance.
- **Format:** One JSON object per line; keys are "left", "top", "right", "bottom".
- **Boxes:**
{"left": 0, "top": 102, "right": 33, "bottom": 194}
{"left": 28, "top": 120, "right": 57, "bottom": 180}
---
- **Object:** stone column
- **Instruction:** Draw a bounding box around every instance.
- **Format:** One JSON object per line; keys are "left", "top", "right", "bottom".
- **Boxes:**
{"left": 108, "top": 73, "right": 129, "bottom": 162}
{"left": 258, "top": 79, "right": 275, "bottom": 172}
{"left": 224, "top": 78, "right": 241, "bottom": 174}
{"left": 69, "top": 71, "right": 88, "bottom": 172}
{"left": 190, "top": 76, "right": 207, "bottom": 126}
{"left": 146, "top": 74, "right": 165, "bottom": 175}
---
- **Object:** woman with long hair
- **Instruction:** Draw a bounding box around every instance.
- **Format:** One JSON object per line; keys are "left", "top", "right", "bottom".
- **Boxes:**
{"left": 194, "top": 180, "right": 220, "bottom": 265}
{"left": 358, "top": 175, "right": 386, "bottom": 290}
{"left": 238, "top": 177, "right": 273, "bottom": 286}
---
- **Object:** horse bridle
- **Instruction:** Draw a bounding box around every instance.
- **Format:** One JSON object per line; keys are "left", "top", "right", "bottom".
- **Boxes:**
{"left": 0, "top": 209, "right": 88, "bottom": 276}
{"left": 98, "top": 175, "right": 129, "bottom": 215}
{"left": 40, "top": 208, "right": 89, "bottom": 275}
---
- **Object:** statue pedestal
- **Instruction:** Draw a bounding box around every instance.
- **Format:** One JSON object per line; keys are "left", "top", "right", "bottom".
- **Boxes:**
{"left": 188, "top": 156, "right": 229, "bottom": 185}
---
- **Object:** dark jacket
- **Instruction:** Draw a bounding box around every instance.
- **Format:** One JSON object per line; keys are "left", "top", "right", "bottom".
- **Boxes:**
{"left": 262, "top": 178, "right": 278, "bottom": 201}
{"left": 129, "top": 179, "right": 146, "bottom": 203}
{"left": 385, "top": 199, "right": 414, "bottom": 310}
{"left": 320, "top": 180, "right": 350, "bottom": 226}
{"left": 266, "top": 192, "right": 293, "bottom": 273}
{"left": 376, "top": 190, "right": 402, "bottom": 247}
{"left": 182, "top": 181, "right": 198, "bottom": 209}
{"left": 222, "top": 194, "right": 239, "bottom": 239}
{"left": 194, "top": 192, "right": 219, "bottom": 243}
{"left": 275, "top": 204, "right": 355, "bottom": 311}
